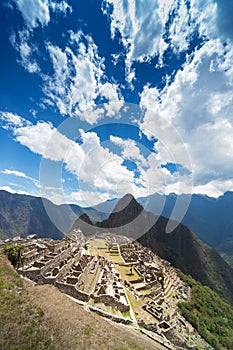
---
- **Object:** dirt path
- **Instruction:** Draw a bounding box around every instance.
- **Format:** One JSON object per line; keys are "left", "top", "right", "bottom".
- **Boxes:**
{"left": 27, "top": 282, "right": 168, "bottom": 350}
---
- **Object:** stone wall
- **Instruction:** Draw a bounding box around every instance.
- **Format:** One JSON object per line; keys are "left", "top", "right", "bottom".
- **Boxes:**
{"left": 19, "top": 268, "right": 46, "bottom": 284}
{"left": 76, "top": 257, "right": 94, "bottom": 288}
{"left": 56, "top": 250, "right": 82, "bottom": 283}
{"left": 90, "top": 307, "right": 132, "bottom": 325}
{"left": 55, "top": 281, "right": 89, "bottom": 302}
{"left": 41, "top": 246, "right": 73, "bottom": 276}
{"left": 23, "top": 248, "right": 50, "bottom": 265}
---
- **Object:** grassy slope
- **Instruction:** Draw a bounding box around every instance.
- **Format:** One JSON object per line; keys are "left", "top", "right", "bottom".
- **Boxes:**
{"left": 0, "top": 251, "right": 165, "bottom": 350}
{"left": 0, "top": 251, "right": 53, "bottom": 350}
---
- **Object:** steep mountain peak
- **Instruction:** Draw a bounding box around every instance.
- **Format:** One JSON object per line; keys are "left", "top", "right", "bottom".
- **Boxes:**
{"left": 97, "top": 193, "right": 144, "bottom": 229}
{"left": 112, "top": 193, "right": 143, "bottom": 214}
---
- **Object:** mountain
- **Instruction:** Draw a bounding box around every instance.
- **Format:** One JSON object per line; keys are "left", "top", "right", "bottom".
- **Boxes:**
{"left": 98, "top": 194, "right": 233, "bottom": 305}
{"left": 91, "top": 197, "right": 118, "bottom": 215}
{"left": 0, "top": 190, "right": 105, "bottom": 240}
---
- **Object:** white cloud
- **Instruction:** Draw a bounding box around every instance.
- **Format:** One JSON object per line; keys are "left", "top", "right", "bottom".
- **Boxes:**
{"left": 1, "top": 114, "right": 147, "bottom": 201}
{"left": 14, "top": 121, "right": 55, "bottom": 156}
{"left": 0, "top": 185, "right": 31, "bottom": 196}
{"left": 1, "top": 169, "right": 39, "bottom": 186}
{"left": 10, "top": 29, "right": 40, "bottom": 73}
{"left": 13, "top": 0, "right": 50, "bottom": 28}
{"left": 0, "top": 111, "right": 30, "bottom": 130}
{"left": 42, "top": 31, "right": 124, "bottom": 123}
{"left": 49, "top": 1, "right": 72, "bottom": 15}
{"left": 0, "top": 113, "right": 68, "bottom": 162}
{"left": 168, "top": 0, "right": 193, "bottom": 53}
{"left": 139, "top": 36, "right": 233, "bottom": 196}
{"left": 102, "top": 0, "right": 167, "bottom": 83}
{"left": 12, "top": 0, "right": 72, "bottom": 29}
{"left": 102, "top": 0, "right": 204, "bottom": 81}
{"left": 68, "top": 190, "right": 110, "bottom": 207}
{"left": 192, "top": 179, "right": 233, "bottom": 198}
{"left": 100, "top": 83, "right": 124, "bottom": 117}
{"left": 110, "top": 135, "right": 147, "bottom": 167}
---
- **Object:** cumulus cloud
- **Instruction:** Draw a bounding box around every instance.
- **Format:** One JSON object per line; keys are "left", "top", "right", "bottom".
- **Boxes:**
{"left": 102, "top": 0, "right": 167, "bottom": 82}
{"left": 110, "top": 135, "right": 148, "bottom": 167}
{"left": 1, "top": 114, "right": 149, "bottom": 203}
{"left": 102, "top": 0, "right": 201, "bottom": 81}
{"left": 139, "top": 35, "right": 233, "bottom": 196}
{"left": 13, "top": 121, "right": 55, "bottom": 156}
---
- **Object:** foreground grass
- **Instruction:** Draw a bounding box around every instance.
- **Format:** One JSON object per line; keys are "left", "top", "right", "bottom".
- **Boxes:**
{"left": 0, "top": 250, "right": 53, "bottom": 350}
{"left": 178, "top": 271, "right": 233, "bottom": 350}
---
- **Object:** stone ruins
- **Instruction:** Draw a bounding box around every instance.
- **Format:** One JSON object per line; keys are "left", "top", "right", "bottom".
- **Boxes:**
{"left": 1, "top": 233, "right": 213, "bottom": 350}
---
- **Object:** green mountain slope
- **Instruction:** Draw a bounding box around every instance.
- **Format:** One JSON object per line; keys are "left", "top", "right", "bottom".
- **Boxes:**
{"left": 178, "top": 271, "right": 233, "bottom": 350}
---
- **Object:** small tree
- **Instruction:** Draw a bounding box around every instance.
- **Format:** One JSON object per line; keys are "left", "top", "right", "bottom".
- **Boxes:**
{"left": 4, "top": 244, "right": 24, "bottom": 268}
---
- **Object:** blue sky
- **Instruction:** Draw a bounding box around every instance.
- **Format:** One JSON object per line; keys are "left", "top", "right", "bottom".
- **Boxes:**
{"left": 0, "top": 0, "right": 233, "bottom": 206}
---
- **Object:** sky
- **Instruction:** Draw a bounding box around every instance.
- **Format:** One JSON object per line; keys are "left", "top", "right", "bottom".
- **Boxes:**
{"left": 0, "top": 0, "right": 233, "bottom": 207}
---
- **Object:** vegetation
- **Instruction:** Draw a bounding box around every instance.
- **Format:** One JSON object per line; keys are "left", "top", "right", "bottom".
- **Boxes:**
{"left": 178, "top": 271, "right": 233, "bottom": 350}
{"left": 4, "top": 243, "right": 24, "bottom": 268}
{"left": 217, "top": 239, "right": 233, "bottom": 268}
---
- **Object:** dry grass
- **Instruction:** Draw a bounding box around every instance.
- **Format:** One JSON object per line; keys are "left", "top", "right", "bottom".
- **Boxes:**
{"left": 0, "top": 251, "right": 53, "bottom": 350}
{"left": 28, "top": 283, "right": 166, "bottom": 350}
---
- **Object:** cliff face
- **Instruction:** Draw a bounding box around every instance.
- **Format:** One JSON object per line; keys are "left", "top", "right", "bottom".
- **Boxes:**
{"left": 98, "top": 194, "right": 233, "bottom": 305}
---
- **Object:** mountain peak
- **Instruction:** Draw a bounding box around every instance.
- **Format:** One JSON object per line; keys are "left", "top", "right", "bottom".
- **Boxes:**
{"left": 98, "top": 193, "right": 144, "bottom": 230}
{"left": 112, "top": 193, "right": 139, "bottom": 213}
